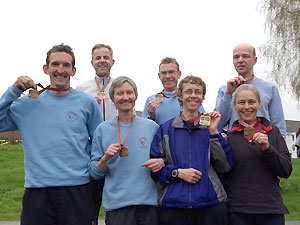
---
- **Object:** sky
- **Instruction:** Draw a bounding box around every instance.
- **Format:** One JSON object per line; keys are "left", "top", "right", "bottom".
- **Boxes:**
{"left": 1, "top": 0, "right": 299, "bottom": 120}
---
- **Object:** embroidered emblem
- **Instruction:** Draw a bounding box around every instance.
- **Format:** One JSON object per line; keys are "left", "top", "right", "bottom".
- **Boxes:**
{"left": 139, "top": 137, "right": 148, "bottom": 148}
{"left": 67, "top": 112, "right": 77, "bottom": 122}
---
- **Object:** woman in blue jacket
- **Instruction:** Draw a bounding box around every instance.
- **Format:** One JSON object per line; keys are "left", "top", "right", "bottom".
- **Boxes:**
{"left": 150, "top": 75, "right": 233, "bottom": 225}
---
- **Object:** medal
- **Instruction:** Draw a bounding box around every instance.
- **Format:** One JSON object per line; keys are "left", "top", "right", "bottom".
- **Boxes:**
{"left": 238, "top": 119, "right": 256, "bottom": 139}
{"left": 199, "top": 115, "right": 210, "bottom": 126}
{"left": 244, "top": 127, "right": 255, "bottom": 138}
{"left": 95, "top": 77, "right": 111, "bottom": 102}
{"left": 28, "top": 89, "right": 38, "bottom": 99}
{"left": 155, "top": 93, "right": 164, "bottom": 102}
{"left": 97, "top": 91, "right": 106, "bottom": 99}
{"left": 117, "top": 116, "right": 134, "bottom": 158}
{"left": 119, "top": 145, "right": 129, "bottom": 157}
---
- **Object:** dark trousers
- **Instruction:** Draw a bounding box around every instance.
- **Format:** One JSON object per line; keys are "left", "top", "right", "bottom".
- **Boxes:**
{"left": 21, "top": 183, "right": 95, "bottom": 225}
{"left": 159, "top": 202, "right": 227, "bottom": 225}
{"left": 90, "top": 178, "right": 105, "bottom": 224}
{"left": 105, "top": 205, "right": 159, "bottom": 225}
{"left": 228, "top": 212, "right": 285, "bottom": 225}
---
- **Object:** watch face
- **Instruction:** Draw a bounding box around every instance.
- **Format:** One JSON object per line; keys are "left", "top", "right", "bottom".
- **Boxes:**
{"left": 172, "top": 169, "right": 178, "bottom": 178}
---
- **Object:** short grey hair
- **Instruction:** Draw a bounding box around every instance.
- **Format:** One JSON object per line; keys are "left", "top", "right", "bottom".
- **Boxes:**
{"left": 233, "top": 84, "right": 261, "bottom": 106}
{"left": 91, "top": 44, "right": 113, "bottom": 58}
{"left": 109, "top": 76, "right": 138, "bottom": 102}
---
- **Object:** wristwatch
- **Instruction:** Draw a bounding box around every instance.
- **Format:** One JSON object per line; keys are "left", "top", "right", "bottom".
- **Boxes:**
{"left": 172, "top": 169, "right": 178, "bottom": 178}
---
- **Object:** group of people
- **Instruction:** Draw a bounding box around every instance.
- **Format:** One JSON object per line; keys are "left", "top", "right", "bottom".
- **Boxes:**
{"left": 0, "top": 42, "right": 292, "bottom": 225}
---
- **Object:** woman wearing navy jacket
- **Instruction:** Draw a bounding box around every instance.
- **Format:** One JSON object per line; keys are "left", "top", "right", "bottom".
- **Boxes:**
{"left": 225, "top": 84, "right": 292, "bottom": 225}
{"left": 150, "top": 75, "right": 233, "bottom": 225}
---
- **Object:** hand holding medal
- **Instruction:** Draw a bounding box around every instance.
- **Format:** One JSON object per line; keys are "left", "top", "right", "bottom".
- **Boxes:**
{"left": 253, "top": 133, "right": 270, "bottom": 151}
{"left": 103, "top": 144, "right": 122, "bottom": 161}
{"left": 96, "top": 143, "right": 122, "bottom": 171}
{"left": 146, "top": 100, "right": 159, "bottom": 120}
{"left": 206, "top": 111, "right": 221, "bottom": 135}
{"left": 14, "top": 75, "right": 37, "bottom": 93}
{"left": 28, "top": 83, "right": 71, "bottom": 99}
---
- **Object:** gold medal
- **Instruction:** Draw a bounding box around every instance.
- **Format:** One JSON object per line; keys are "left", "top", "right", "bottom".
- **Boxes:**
{"left": 155, "top": 93, "right": 164, "bottom": 102}
{"left": 28, "top": 89, "right": 38, "bottom": 99}
{"left": 199, "top": 115, "right": 210, "bottom": 126}
{"left": 244, "top": 127, "right": 255, "bottom": 138}
{"left": 97, "top": 91, "right": 106, "bottom": 99}
{"left": 119, "top": 145, "right": 129, "bottom": 157}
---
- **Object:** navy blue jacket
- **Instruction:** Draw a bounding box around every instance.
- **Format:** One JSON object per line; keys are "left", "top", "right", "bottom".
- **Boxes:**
{"left": 150, "top": 114, "right": 233, "bottom": 208}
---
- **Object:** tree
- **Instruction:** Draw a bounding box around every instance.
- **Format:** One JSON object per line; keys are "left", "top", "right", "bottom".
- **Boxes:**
{"left": 259, "top": 0, "right": 300, "bottom": 99}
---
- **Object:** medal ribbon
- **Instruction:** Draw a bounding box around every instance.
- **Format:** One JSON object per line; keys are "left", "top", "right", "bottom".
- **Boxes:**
{"left": 181, "top": 113, "right": 202, "bottom": 123}
{"left": 37, "top": 83, "right": 71, "bottom": 95}
{"left": 238, "top": 119, "right": 253, "bottom": 128}
{"left": 230, "top": 118, "right": 272, "bottom": 134}
{"left": 238, "top": 119, "right": 255, "bottom": 144}
{"left": 181, "top": 113, "right": 203, "bottom": 127}
{"left": 117, "top": 116, "right": 134, "bottom": 148}
{"left": 95, "top": 77, "right": 111, "bottom": 93}
{"left": 157, "top": 90, "right": 177, "bottom": 99}
{"left": 245, "top": 74, "right": 255, "bottom": 82}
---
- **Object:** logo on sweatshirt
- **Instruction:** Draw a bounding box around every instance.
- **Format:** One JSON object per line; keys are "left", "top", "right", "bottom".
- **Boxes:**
{"left": 67, "top": 112, "right": 77, "bottom": 122}
{"left": 139, "top": 137, "right": 148, "bottom": 148}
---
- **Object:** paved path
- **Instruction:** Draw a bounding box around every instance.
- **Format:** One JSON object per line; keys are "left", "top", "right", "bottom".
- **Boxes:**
{"left": 0, "top": 221, "right": 299, "bottom": 225}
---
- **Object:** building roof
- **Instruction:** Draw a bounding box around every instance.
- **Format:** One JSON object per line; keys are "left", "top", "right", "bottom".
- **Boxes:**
{"left": 286, "top": 120, "right": 300, "bottom": 133}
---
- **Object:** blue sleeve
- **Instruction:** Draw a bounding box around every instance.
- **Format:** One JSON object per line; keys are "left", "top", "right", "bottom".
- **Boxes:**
{"left": 88, "top": 125, "right": 106, "bottom": 180}
{"left": 268, "top": 86, "right": 286, "bottom": 139}
{"left": 86, "top": 99, "right": 103, "bottom": 140}
{"left": 198, "top": 104, "right": 205, "bottom": 113}
{"left": 0, "top": 85, "right": 23, "bottom": 132}
{"left": 150, "top": 126, "right": 178, "bottom": 184}
{"left": 215, "top": 85, "right": 232, "bottom": 129}
{"left": 142, "top": 97, "right": 150, "bottom": 118}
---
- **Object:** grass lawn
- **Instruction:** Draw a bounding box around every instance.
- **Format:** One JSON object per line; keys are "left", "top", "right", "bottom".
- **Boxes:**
{"left": 0, "top": 145, "right": 24, "bottom": 220}
{"left": 281, "top": 158, "right": 300, "bottom": 221}
{"left": 0, "top": 145, "right": 299, "bottom": 221}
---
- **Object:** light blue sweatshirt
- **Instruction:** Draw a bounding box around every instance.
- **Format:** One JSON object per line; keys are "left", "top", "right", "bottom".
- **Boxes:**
{"left": 0, "top": 85, "right": 102, "bottom": 187}
{"left": 215, "top": 77, "right": 286, "bottom": 138}
{"left": 142, "top": 91, "right": 205, "bottom": 125}
{"left": 89, "top": 116, "right": 159, "bottom": 212}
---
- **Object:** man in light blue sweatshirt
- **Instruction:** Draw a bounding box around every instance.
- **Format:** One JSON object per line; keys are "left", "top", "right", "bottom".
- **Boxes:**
{"left": 142, "top": 57, "right": 205, "bottom": 125}
{"left": 0, "top": 44, "right": 102, "bottom": 225}
{"left": 215, "top": 43, "right": 286, "bottom": 139}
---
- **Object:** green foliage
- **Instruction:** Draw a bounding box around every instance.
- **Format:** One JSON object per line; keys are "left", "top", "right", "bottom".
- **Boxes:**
{"left": 259, "top": 0, "right": 300, "bottom": 100}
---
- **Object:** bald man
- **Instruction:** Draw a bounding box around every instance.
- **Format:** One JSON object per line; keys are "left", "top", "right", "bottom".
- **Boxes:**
{"left": 215, "top": 43, "right": 286, "bottom": 138}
